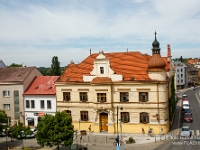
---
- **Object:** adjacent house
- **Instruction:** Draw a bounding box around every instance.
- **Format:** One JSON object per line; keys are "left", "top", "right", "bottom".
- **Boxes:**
{"left": 0, "top": 60, "right": 6, "bottom": 68}
{"left": 173, "top": 61, "right": 187, "bottom": 89}
{"left": 0, "top": 67, "right": 42, "bottom": 126}
{"left": 23, "top": 76, "right": 59, "bottom": 127}
{"left": 188, "top": 59, "right": 200, "bottom": 69}
{"left": 185, "top": 63, "right": 199, "bottom": 86}
{"left": 55, "top": 33, "right": 174, "bottom": 134}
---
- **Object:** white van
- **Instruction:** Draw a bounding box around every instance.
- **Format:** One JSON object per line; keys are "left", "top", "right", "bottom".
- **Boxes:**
{"left": 182, "top": 101, "right": 190, "bottom": 110}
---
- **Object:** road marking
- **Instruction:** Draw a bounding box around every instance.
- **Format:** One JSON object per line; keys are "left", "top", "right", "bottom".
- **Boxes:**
{"left": 196, "top": 130, "right": 200, "bottom": 136}
{"left": 195, "top": 90, "right": 200, "bottom": 103}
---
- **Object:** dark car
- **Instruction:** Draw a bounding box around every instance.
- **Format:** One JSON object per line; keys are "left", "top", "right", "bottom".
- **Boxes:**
{"left": 184, "top": 113, "right": 193, "bottom": 122}
{"left": 183, "top": 108, "right": 192, "bottom": 115}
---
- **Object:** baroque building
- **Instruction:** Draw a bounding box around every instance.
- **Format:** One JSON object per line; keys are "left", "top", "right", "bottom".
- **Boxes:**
{"left": 55, "top": 33, "right": 174, "bottom": 134}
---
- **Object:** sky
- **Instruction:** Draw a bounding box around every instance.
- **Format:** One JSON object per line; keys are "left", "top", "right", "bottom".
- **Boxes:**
{"left": 1, "top": 0, "right": 200, "bottom": 67}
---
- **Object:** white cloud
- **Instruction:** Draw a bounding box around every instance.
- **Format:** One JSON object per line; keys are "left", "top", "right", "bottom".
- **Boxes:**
{"left": 0, "top": 0, "right": 200, "bottom": 67}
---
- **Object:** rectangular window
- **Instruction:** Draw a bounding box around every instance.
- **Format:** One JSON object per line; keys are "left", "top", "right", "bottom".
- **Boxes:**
{"left": 31, "top": 100, "right": 35, "bottom": 108}
{"left": 97, "top": 93, "right": 107, "bottom": 103}
{"left": 140, "top": 112, "right": 149, "bottom": 124}
{"left": 80, "top": 111, "right": 88, "bottom": 121}
{"left": 100, "top": 67, "right": 104, "bottom": 74}
{"left": 121, "top": 112, "right": 130, "bottom": 123}
{"left": 40, "top": 100, "right": 45, "bottom": 109}
{"left": 120, "top": 92, "right": 129, "bottom": 102}
{"left": 47, "top": 100, "right": 51, "bottom": 109}
{"left": 27, "top": 118, "right": 34, "bottom": 126}
{"left": 63, "top": 92, "right": 70, "bottom": 101}
{"left": 3, "top": 104, "right": 10, "bottom": 110}
{"left": 80, "top": 92, "right": 88, "bottom": 102}
{"left": 65, "top": 110, "right": 71, "bottom": 116}
{"left": 26, "top": 100, "right": 30, "bottom": 108}
{"left": 139, "top": 92, "right": 148, "bottom": 102}
{"left": 3, "top": 91, "right": 10, "bottom": 97}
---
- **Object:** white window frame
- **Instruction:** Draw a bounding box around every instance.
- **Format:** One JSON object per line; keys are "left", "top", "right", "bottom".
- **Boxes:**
{"left": 40, "top": 100, "right": 45, "bottom": 109}
{"left": 47, "top": 100, "right": 51, "bottom": 109}
{"left": 3, "top": 104, "right": 10, "bottom": 110}
{"left": 3, "top": 91, "right": 10, "bottom": 97}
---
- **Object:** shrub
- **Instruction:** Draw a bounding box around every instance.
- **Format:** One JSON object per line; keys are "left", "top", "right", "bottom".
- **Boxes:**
{"left": 125, "top": 137, "right": 135, "bottom": 144}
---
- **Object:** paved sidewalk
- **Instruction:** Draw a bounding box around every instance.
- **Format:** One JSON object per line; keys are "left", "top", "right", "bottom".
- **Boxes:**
{"left": 0, "top": 132, "right": 170, "bottom": 150}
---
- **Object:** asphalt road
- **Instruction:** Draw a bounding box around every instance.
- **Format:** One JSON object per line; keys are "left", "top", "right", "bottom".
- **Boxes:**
{"left": 155, "top": 87, "right": 200, "bottom": 150}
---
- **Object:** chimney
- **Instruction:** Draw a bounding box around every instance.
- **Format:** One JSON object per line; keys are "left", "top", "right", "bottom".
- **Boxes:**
{"left": 167, "top": 44, "right": 171, "bottom": 57}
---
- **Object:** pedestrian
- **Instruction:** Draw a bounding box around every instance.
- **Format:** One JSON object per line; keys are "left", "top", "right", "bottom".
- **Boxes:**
{"left": 84, "top": 143, "right": 88, "bottom": 150}
{"left": 115, "top": 135, "right": 119, "bottom": 145}
{"left": 10, "top": 132, "right": 13, "bottom": 142}
{"left": 160, "top": 127, "right": 163, "bottom": 135}
{"left": 88, "top": 125, "right": 91, "bottom": 132}
{"left": 142, "top": 127, "right": 145, "bottom": 135}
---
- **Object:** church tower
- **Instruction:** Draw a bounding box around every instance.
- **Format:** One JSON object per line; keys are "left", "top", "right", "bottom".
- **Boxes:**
{"left": 148, "top": 32, "right": 166, "bottom": 80}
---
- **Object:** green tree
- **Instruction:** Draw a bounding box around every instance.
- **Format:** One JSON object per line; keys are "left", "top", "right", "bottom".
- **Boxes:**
{"left": 36, "top": 111, "right": 74, "bottom": 150}
{"left": 50, "top": 56, "right": 61, "bottom": 76}
{"left": 12, "top": 121, "right": 32, "bottom": 148}
{"left": 0, "top": 110, "right": 8, "bottom": 131}
{"left": 7, "top": 63, "right": 23, "bottom": 67}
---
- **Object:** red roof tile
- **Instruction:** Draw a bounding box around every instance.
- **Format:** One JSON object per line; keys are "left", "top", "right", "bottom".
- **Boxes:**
{"left": 24, "top": 76, "right": 59, "bottom": 95}
{"left": 57, "top": 51, "right": 169, "bottom": 82}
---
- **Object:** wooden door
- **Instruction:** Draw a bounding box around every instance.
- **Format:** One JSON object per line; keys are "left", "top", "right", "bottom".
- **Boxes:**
{"left": 100, "top": 113, "right": 108, "bottom": 131}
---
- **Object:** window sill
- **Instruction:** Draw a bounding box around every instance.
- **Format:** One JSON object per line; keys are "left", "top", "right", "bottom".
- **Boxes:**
{"left": 81, "top": 101, "right": 88, "bottom": 102}
{"left": 63, "top": 100, "right": 70, "bottom": 102}
{"left": 122, "top": 121, "right": 129, "bottom": 123}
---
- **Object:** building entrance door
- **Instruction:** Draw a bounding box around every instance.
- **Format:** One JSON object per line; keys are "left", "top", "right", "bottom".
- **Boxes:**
{"left": 100, "top": 113, "right": 108, "bottom": 131}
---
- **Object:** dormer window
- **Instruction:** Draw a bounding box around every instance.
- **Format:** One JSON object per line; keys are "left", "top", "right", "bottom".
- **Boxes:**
{"left": 100, "top": 67, "right": 104, "bottom": 74}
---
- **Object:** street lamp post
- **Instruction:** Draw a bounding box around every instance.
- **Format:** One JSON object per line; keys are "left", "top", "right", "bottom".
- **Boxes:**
{"left": 116, "top": 106, "right": 123, "bottom": 148}
{"left": 3, "top": 127, "right": 10, "bottom": 149}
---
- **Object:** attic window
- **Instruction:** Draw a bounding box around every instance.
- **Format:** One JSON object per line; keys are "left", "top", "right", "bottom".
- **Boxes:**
{"left": 49, "top": 86, "right": 52, "bottom": 89}
{"left": 130, "top": 77, "right": 134, "bottom": 81}
{"left": 17, "top": 74, "right": 21, "bottom": 77}
{"left": 66, "top": 78, "right": 70, "bottom": 81}
{"left": 35, "top": 86, "right": 39, "bottom": 89}
{"left": 100, "top": 67, "right": 104, "bottom": 74}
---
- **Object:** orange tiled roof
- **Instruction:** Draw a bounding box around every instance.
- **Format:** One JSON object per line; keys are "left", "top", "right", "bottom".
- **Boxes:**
{"left": 24, "top": 76, "right": 59, "bottom": 95}
{"left": 91, "top": 77, "right": 112, "bottom": 84}
{"left": 57, "top": 51, "right": 169, "bottom": 82}
{"left": 188, "top": 59, "right": 200, "bottom": 64}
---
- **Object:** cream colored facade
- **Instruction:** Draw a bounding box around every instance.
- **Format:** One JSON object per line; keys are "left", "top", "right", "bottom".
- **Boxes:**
{"left": 56, "top": 46, "right": 173, "bottom": 135}
{"left": 56, "top": 82, "right": 171, "bottom": 134}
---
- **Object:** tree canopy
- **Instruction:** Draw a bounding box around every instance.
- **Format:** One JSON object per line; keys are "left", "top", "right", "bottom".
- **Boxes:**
{"left": 50, "top": 56, "right": 61, "bottom": 76}
{"left": 7, "top": 63, "right": 23, "bottom": 67}
{"left": 36, "top": 111, "right": 74, "bottom": 150}
{"left": 12, "top": 121, "right": 32, "bottom": 140}
{"left": 0, "top": 110, "right": 8, "bottom": 131}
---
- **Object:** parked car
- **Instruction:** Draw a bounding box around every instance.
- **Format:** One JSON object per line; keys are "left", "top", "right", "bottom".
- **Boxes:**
{"left": 182, "top": 93, "right": 188, "bottom": 98}
{"left": 183, "top": 98, "right": 189, "bottom": 102}
{"left": 26, "top": 128, "right": 37, "bottom": 138}
{"left": 190, "top": 87, "right": 195, "bottom": 90}
{"left": 183, "top": 108, "right": 192, "bottom": 115}
{"left": 182, "top": 103, "right": 190, "bottom": 110}
{"left": 184, "top": 113, "right": 193, "bottom": 122}
{"left": 180, "top": 126, "right": 191, "bottom": 138}
{"left": 17, "top": 128, "right": 37, "bottom": 139}
{"left": 0, "top": 132, "right": 6, "bottom": 137}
